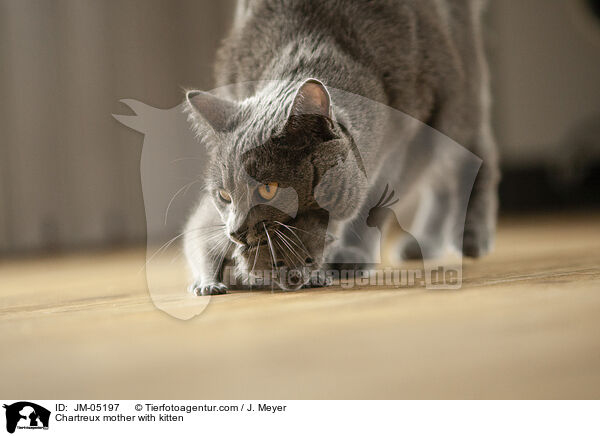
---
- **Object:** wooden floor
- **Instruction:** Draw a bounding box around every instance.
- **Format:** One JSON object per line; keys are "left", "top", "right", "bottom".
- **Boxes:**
{"left": 1, "top": 213, "right": 599, "bottom": 399}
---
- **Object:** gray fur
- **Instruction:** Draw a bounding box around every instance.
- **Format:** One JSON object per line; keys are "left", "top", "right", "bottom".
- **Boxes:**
{"left": 184, "top": 0, "right": 499, "bottom": 294}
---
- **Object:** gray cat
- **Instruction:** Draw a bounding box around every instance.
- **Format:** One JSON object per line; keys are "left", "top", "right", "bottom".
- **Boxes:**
{"left": 184, "top": 0, "right": 499, "bottom": 295}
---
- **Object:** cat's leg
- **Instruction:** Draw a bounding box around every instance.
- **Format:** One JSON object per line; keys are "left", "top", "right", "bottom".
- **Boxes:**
{"left": 392, "top": 119, "right": 498, "bottom": 260}
{"left": 400, "top": 182, "right": 453, "bottom": 260}
{"left": 456, "top": 23, "right": 501, "bottom": 258}
{"left": 427, "top": 86, "right": 499, "bottom": 258}
{"left": 326, "top": 176, "right": 392, "bottom": 269}
{"left": 454, "top": 124, "right": 499, "bottom": 257}
{"left": 184, "top": 195, "right": 233, "bottom": 296}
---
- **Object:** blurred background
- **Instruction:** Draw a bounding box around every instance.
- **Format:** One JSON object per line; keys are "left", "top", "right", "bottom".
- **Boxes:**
{"left": 0, "top": 0, "right": 599, "bottom": 256}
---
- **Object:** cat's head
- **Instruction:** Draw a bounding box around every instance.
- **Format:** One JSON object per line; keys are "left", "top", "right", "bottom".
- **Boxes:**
{"left": 185, "top": 79, "right": 355, "bottom": 290}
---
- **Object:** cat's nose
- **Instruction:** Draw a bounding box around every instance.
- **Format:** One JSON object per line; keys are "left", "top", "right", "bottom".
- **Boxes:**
{"left": 229, "top": 229, "right": 247, "bottom": 245}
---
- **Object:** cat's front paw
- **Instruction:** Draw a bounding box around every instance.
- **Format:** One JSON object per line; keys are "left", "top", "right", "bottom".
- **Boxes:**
{"left": 461, "top": 225, "right": 493, "bottom": 258}
{"left": 189, "top": 281, "right": 228, "bottom": 296}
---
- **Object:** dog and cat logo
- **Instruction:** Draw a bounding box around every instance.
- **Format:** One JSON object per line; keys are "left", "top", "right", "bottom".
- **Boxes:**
{"left": 2, "top": 402, "right": 50, "bottom": 433}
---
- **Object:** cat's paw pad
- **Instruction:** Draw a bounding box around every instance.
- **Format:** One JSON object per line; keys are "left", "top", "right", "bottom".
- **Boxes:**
{"left": 189, "top": 282, "right": 228, "bottom": 296}
{"left": 461, "top": 226, "right": 492, "bottom": 258}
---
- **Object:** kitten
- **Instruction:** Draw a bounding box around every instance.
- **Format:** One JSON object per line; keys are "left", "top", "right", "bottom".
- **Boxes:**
{"left": 184, "top": 0, "right": 499, "bottom": 295}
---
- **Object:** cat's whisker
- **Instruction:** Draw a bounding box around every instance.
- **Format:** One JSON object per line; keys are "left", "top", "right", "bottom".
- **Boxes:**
{"left": 273, "top": 235, "right": 298, "bottom": 269}
{"left": 275, "top": 223, "right": 313, "bottom": 259}
{"left": 275, "top": 228, "right": 311, "bottom": 260}
{"left": 164, "top": 179, "right": 203, "bottom": 225}
{"left": 272, "top": 238, "right": 290, "bottom": 266}
{"left": 187, "top": 227, "right": 229, "bottom": 260}
{"left": 206, "top": 236, "right": 230, "bottom": 259}
{"left": 205, "top": 242, "right": 224, "bottom": 259}
{"left": 274, "top": 229, "right": 306, "bottom": 265}
{"left": 273, "top": 221, "right": 322, "bottom": 239}
{"left": 212, "top": 240, "right": 232, "bottom": 281}
{"left": 250, "top": 236, "right": 262, "bottom": 276}
{"left": 184, "top": 228, "right": 228, "bottom": 246}
{"left": 263, "top": 222, "right": 277, "bottom": 272}
{"left": 278, "top": 229, "right": 308, "bottom": 266}
{"left": 187, "top": 225, "right": 228, "bottom": 237}
{"left": 279, "top": 239, "right": 303, "bottom": 270}
{"left": 169, "top": 157, "right": 205, "bottom": 164}
{"left": 189, "top": 231, "right": 227, "bottom": 244}
{"left": 187, "top": 240, "right": 225, "bottom": 265}
{"left": 210, "top": 238, "right": 230, "bottom": 259}
{"left": 141, "top": 224, "right": 225, "bottom": 273}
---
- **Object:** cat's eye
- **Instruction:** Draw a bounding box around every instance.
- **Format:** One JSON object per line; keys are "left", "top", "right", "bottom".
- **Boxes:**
{"left": 257, "top": 182, "right": 279, "bottom": 201}
{"left": 217, "top": 189, "right": 232, "bottom": 203}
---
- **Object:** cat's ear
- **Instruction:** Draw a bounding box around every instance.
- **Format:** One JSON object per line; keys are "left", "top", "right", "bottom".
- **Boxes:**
{"left": 185, "top": 90, "right": 237, "bottom": 134}
{"left": 284, "top": 79, "right": 336, "bottom": 141}
{"left": 289, "top": 79, "right": 332, "bottom": 119}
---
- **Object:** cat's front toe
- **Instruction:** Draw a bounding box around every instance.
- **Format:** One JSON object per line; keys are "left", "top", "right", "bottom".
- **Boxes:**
{"left": 189, "top": 282, "right": 228, "bottom": 296}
